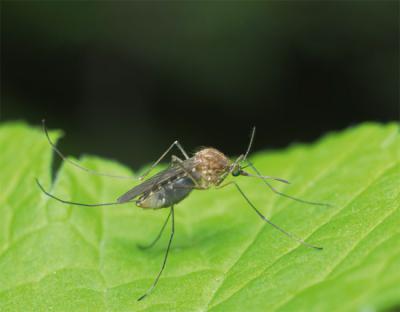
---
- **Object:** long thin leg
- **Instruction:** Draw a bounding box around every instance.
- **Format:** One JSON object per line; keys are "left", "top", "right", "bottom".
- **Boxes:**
{"left": 219, "top": 181, "right": 322, "bottom": 250}
{"left": 171, "top": 155, "right": 203, "bottom": 188}
{"left": 137, "top": 210, "right": 172, "bottom": 250}
{"left": 216, "top": 181, "right": 235, "bottom": 189}
{"left": 42, "top": 119, "right": 136, "bottom": 180}
{"left": 138, "top": 206, "right": 175, "bottom": 301}
{"left": 139, "top": 141, "right": 189, "bottom": 180}
{"left": 246, "top": 160, "right": 331, "bottom": 207}
{"left": 36, "top": 178, "right": 128, "bottom": 207}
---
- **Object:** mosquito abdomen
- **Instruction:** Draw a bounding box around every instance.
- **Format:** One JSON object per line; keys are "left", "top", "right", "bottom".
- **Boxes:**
{"left": 137, "top": 176, "right": 195, "bottom": 209}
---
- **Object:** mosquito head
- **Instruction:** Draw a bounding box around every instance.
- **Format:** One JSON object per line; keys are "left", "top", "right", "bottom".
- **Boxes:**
{"left": 231, "top": 167, "right": 241, "bottom": 177}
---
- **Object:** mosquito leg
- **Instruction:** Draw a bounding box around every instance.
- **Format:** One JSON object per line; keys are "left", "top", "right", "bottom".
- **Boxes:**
{"left": 214, "top": 154, "right": 246, "bottom": 186}
{"left": 171, "top": 155, "right": 203, "bottom": 188}
{"left": 36, "top": 178, "right": 128, "bottom": 207}
{"left": 139, "top": 141, "right": 189, "bottom": 180}
{"left": 42, "top": 119, "right": 136, "bottom": 180}
{"left": 226, "top": 181, "right": 323, "bottom": 250}
{"left": 137, "top": 210, "right": 172, "bottom": 250}
{"left": 138, "top": 206, "right": 175, "bottom": 301}
{"left": 246, "top": 160, "right": 331, "bottom": 207}
{"left": 216, "top": 181, "right": 235, "bottom": 189}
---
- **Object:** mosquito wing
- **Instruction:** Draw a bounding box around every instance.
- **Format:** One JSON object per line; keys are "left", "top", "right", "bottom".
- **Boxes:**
{"left": 117, "top": 159, "right": 196, "bottom": 203}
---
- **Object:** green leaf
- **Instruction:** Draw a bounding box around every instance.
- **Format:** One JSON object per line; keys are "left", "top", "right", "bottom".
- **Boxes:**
{"left": 0, "top": 121, "right": 399, "bottom": 312}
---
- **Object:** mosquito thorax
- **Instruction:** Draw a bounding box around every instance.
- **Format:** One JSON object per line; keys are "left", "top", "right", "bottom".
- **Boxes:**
{"left": 193, "top": 148, "right": 231, "bottom": 185}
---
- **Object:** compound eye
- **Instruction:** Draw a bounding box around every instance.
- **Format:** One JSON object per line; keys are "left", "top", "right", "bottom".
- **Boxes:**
{"left": 232, "top": 169, "right": 240, "bottom": 177}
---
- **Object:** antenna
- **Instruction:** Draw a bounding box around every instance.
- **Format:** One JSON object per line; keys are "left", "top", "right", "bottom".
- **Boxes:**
{"left": 243, "top": 126, "right": 256, "bottom": 161}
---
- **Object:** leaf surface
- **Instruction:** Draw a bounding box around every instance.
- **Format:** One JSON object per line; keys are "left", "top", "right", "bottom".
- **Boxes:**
{"left": 0, "top": 122, "right": 398, "bottom": 312}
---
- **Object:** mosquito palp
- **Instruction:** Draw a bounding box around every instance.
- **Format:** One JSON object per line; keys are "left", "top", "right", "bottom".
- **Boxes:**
{"left": 246, "top": 160, "right": 332, "bottom": 207}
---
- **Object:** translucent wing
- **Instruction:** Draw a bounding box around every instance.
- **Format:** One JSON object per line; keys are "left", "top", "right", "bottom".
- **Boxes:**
{"left": 117, "top": 159, "right": 195, "bottom": 203}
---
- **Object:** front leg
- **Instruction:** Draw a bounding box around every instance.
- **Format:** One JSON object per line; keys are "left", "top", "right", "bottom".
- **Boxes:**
{"left": 139, "top": 140, "right": 189, "bottom": 180}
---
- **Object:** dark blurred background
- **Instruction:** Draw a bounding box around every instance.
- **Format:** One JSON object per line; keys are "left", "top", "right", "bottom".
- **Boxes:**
{"left": 1, "top": 1, "right": 399, "bottom": 169}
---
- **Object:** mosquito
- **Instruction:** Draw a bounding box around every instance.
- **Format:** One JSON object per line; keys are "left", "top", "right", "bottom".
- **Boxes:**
{"left": 36, "top": 120, "right": 329, "bottom": 301}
